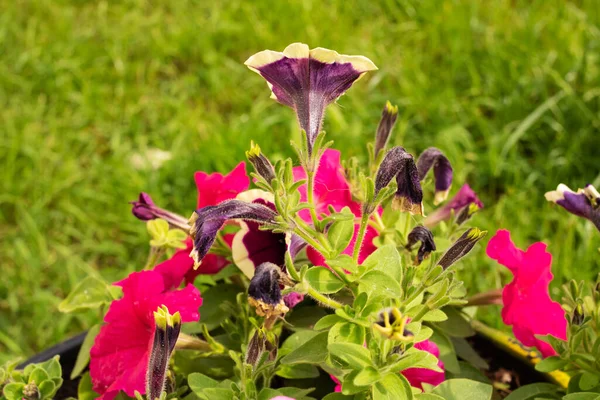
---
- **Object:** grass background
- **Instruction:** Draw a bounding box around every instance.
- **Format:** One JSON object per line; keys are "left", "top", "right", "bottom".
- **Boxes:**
{"left": 1, "top": 0, "right": 599, "bottom": 363}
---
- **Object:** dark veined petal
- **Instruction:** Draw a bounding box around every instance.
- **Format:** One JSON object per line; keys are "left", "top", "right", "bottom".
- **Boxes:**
{"left": 245, "top": 43, "right": 377, "bottom": 153}
{"left": 416, "top": 147, "right": 453, "bottom": 205}
{"left": 189, "top": 200, "right": 277, "bottom": 268}
{"left": 406, "top": 226, "right": 436, "bottom": 265}
{"left": 545, "top": 183, "right": 600, "bottom": 231}
{"left": 375, "top": 146, "right": 424, "bottom": 215}
{"left": 438, "top": 228, "right": 487, "bottom": 269}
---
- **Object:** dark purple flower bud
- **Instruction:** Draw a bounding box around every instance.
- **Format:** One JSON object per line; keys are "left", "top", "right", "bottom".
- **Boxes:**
{"left": 189, "top": 200, "right": 277, "bottom": 268}
{"left": 147, "top": 306, "right": 181, "bottom": 400}
{"left": 246, "top": 142, "right": 276, "bottom": 184}
{"left": 374, "top": 101, "right": 399, "bottom": 157}
{"left": 424, "top": 184, "right": 483, "bottom": 227}
{"left": 248, "top": 262, "right": 289, "bottom": 319}
{"left": 438, "top": 228, "right": 487, "bottom": 269}
{"left": 245, "top": 43, "right": 377, "bottom": 154}
{"left": 545, "top": 184, "right": 600, "bottom": 231}
{"left": 374, "top": 146, "right": 424, "bottom": 215}
{"left": 406, "top": 226, "right": 436, "bottom": 265}
{"left": 130, "top": 192, "right": 190, "bottom": 231}
{"left": 416, "top": 148, "right": 453, "bottom": 205}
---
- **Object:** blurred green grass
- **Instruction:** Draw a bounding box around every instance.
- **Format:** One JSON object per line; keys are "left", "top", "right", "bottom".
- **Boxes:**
{"left": 1, "top": 0, "right": 599, "bottom": 362}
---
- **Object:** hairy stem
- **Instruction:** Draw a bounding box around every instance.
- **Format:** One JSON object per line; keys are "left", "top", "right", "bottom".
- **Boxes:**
{"left": 307, "top": 287, "right": 343, "bottom": 309}
{"left": 352, "top": 213, "right": 370, "bottom": 262}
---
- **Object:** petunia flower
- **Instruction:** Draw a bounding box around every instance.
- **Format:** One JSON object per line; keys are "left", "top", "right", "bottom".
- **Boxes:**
{"left": 195, "top": 161, "right": 250, "bottom": 208}
{"left": 245, "top": 43, "right": 377, "bottom": 154}
{"left": 130, "top": 192, "right": 190, "bottom": 231}
{"left": 374, "top": 146, "right": 424, "bottom": 215}
{"left": 89, "top": 270, "right": 202, "bottom": 399}
{"left": 545, "top": 183, "right": 600, "bottom": 231}
{"left": 486, "top": 229, "right": 567, "bottom": 357}
{"left": 189, "top": 200, "right": 277, "bottom": 268}
{"left": 331, "top": 339, "right": 444, "bottom": 391}
{"left": 416, "top": 148, "right": 453, "bottom": 205}
{"left": 406, "top": 226, "right": 436, "bottom": 265}
{"left": 424, "top": 184, "right": 483, "bottom": 227}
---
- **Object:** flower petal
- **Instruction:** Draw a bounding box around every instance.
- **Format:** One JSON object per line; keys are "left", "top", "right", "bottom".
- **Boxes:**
{"left": 195, "top": 162, "right": 250, "bottom": 208}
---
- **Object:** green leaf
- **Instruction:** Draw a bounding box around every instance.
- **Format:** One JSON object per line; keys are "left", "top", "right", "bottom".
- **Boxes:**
{"left": 534, "top": 356, "right": 568, "bottom": 373}
{"left": 71, "top": 324, "right": 101, "bottom": 379}
{"left": 278, "top": 387, "right": 316, "bottom": 399}
{"left": 563, "top": 394, "right": 600, "bottom": 400}
{"left": 372, "top": 373, "right": 413, "bottom": 400}
{"left": 503, "top": 383, "right": 562, "bottom": 400}
{"left": 3, "top": 382, "right": 25, "bottom": 400}
{"left": 353, "top": 366, "right": 381, "bottom": 386}
{"left": 201, "top": 388, "right": 235, "bottom": 400}
{"left": 387, "top": 347, "right": 442, "bottom": 373}
{"left": 58, "top": 276, "right": 116, "bottom": 313}
{"left": 445, "top": 362, "right": 490, "bottom": 384}
{"left": 314, "top": 314, "right": 344, "bottom": 330}
{"left": 147, "top": 219, "right": 169, "bottom": 240}
{"left": 328, "top": 254, "right": 358, "bottom": 274}
{"left": 415, "top": 395, "right": 445, "bottom": 400}
{"left": 323, "top": 393, "right": 354, "bottom": 400}
{"left": 28, "top": 367, "right": 49, "bottom": 384}
{"left": 434, "top": 307, "right": 474, "bottom": 338}
{"left": 431, "top": 379, "right": 493, "bottom": 400}
{"left": 328, "top": 214, "right": 355, "bottom": 255}
{"left": 38, "top": 355, "right": 61, "bottom": 379}
{"left": 280, "top": 331, "right": 329, "bottom": 365}
{"left": 451, "top": 337, "right": 489, "bottom": 370}
{"left": 199, "top": 284, "right": 242, "bottom": 329}
{"left": 77, "top": 373, "right": 99, "bottom": 400}
{"left": 580, "top": 372, "right": 600, "bottom": 391}
{"left": 431, "top": 328, "right": 460, "bottom": 374}
{"left": 286, "top": 305, "right": 329, "bottom": 329}
{"left": 422, "top": 309, "right": 448, "bottom": 322}
{"left": 258, "top": 388, "right": 283, "bottom": 400}
{"left": 328, "top": 322, "right": 366, "bottom": 345}
{"left": 279, "top": 330, "right": 321, "bottom": 357}
{"left": 166, "top": 228, "right": 188, "bottom": 248}
{"left": 39, "top": 379, "right": 57, "bottom": 398}
{"left": 328, "top": 342, "right": 372, "bottom": 369}
{"left": 188, "top": 372, "right": 219, "bottom": 393}
{"left": 276, "top": 364, "right": 320, "bottom": 379}
{"left": 340, "top": 370, "right": 370, "bottom": 395}
{"left": 361, "top": 244, "right": 403, "bottom": 283}
{"left": 305, "top": 267, "right": 345, "bottom": 294}
{"left": 357, "top": 270, "right": 403, "bottom": 299}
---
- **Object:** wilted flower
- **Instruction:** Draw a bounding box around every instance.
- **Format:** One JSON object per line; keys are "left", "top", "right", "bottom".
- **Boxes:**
{"left": 545, "top": 183, "right": 600, "bottom": 231}
{"left": 90, "top": 270, "right": 201, "bottom": 399}
{"left": 486, "top": 230, "right": 567, "bottom": 357}
{"left": 147, "top": 306, "right": 181, "bottom": 400}
{"left": 248, "top": 262, "right": 290, "bottom": 319}
{"left": 130, "top": 193, "right": 190, "bottom": 231}
{"left": 416, "top": 147, "right": 453, "bottom": 205}
{"left": 424, "top": 184, "right": 483, "bottom": 227}
{"left": 245, "top": 43, "right": 377, "bottom": 154}
{"left": 406, "top": 226, "right": 436, "bottom": 265}
{"left": 374, "top": 101, "right": 399, "bottom": 157}
{"left": 437, "top": 228, "right": 486, "bottom": 269}
{"left": 189, "top": 200, "right": 277, "bottom": 268}
{"left": 374, "top": 146, "right": 423, "bottom": 215}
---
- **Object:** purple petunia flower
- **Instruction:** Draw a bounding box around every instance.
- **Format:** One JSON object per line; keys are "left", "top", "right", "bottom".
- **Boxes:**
{"left": 545, "top": 183, "right": 600, "bottom": 231}
{"left": 416, "top": 147, "right": 453, "bottom": 205}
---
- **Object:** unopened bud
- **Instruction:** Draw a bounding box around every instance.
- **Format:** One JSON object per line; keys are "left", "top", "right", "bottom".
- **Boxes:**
{"left": 147, "top": 306, "right": 181, "bottom": 400}
{"left": 246, "top": 141, "right": 276, "bottom": 184}
{"left": 438, "top": 228, "right": 487, "bottom": 269}
{"left": 374, "top": 101, "right": 399, "bottom": 157}
{"left": 23, "top": 383, "right": 40, "bottom": 400}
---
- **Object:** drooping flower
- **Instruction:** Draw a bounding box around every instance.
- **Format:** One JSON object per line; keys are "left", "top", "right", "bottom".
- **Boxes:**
{"left": 374, "top": 146, "right": 424, "bottom": 215}
{"left": 245, "top": 43, "right": 377, "bottom": 154}
{"left": 406, "top": 226, "right": 436, "bottom": 265}
{"left": 248, "top": 262, "right": 290, "bottom": 319}
{"left": 402, "top": 340, "right": 445, "bottom": 389}
{"left": 195, "top": 161, "right": 250, "bottom": 208}
{"left": 416, "top": 148, "right": 453, "bottom": 205}
{"left": 545, "top": 183, "right": 600, "bottom": 231}
{"left": 374, "top": 101, "right": 399, "bottom": 157}
{"left": 424, "top": 184, "right": 483, "bottom": 227}
{"left": 90, "top": 270, "right": 202, "bottom": 399}
{"left": 189, "top": 200, "right": 277, "bottom": 268}
{"left": 486, "top": 229, "right": 567, "bottom": 357}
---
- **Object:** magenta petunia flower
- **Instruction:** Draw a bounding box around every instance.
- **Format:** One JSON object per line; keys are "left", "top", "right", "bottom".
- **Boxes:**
{"left": 245, "top": 43, "right": 377, "bottom": 153}
{"left": 195, "top": 161, "right": 250, "bottom": 208}
{"left": 402, "top": 339, "right": 445, "bottom": 389}
{"left": 331, "top": 339, "right": 444, "bottom": 391}
{"left": 424, "top": 184, "right": 483, "bottom": 227}
{"left": 486, "top": 229, "right": 567, "bottom": 358}
{"left": 90, "top": 270, "right": 202, "bottom": 399}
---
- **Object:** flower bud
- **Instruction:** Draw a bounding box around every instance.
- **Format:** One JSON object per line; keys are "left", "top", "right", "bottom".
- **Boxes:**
{"left": 374, "top": 101, "right": 399, "bottom": 157}
{"left": 147, "top": 306, "right": 181, "bottom": 400}
{"left": 248, "top": 262, "right": 289, "bottom": 319}
{"left": 406, "top": 226, "right": 436, "bottom": 265}
{"left": 374, "top": 146, "right": 424, "bottom": 215}
{"left": 130, "top": 192, "right": 190, "bottom": 231}
{"left": 246, "top": 141, "right": 276, "bottom": 184}
{"left": 438, "top": 228, "right": 487, "bottom": 269}
{"left": 416, "top": 148, "right": 453, "bottom": 205}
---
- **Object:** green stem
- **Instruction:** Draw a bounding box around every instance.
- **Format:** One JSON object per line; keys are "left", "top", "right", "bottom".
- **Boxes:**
{"left": 352, "top": 213, "right": 370, "bottom": 262}
{"left": 306, "top": 170, "right": 320, "bottom": 227}
{"left": 307, "top": 287, "right": 343, "bottom": 309}
{"left": 144, "top": 246, "right": 165, "bottom": 270}
{"left": 175, "top": 333, "right": 213, "bottom": 352}
{"left": 285, "top": 251, "right": 301, "bottom": 282}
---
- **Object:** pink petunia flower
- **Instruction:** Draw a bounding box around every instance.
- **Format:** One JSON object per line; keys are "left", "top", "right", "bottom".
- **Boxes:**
{"left": 292, "top": 149, "right": 379, "bottom": 265}
{"left": 89, "top": 270, "right": 202, "bottom": 399}
{"left": 424, "top": 184, "right": 483, "bottom": 227}
{"left": 195, "top": 161, "right": 250, "bottom": 208}
{"left": 331, "top": 339, "right": 444, "bottom": 391}
{"left": 486, "top": 229, "right": 567, "bottom": 357}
